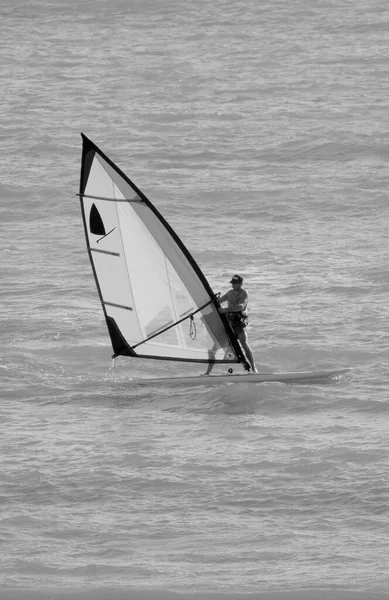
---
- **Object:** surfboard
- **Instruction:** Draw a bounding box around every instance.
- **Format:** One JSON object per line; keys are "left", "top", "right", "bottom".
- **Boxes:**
{"left": 130, "top": 368, "right": 351, "bottom": 386}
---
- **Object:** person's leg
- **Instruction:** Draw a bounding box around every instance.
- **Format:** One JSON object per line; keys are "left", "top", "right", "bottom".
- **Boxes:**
{"left": 238, "top": 330, "right": 258, "bottom": 373}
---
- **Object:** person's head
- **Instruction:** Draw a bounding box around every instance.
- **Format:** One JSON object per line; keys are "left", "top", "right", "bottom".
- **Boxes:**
{"left": 230, "top": 274, "right": 243, "bottom": 289}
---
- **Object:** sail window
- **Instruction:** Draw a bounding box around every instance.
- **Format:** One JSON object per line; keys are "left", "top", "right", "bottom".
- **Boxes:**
{"left": 89, "top": 204, "right": 106, "bottom": 236}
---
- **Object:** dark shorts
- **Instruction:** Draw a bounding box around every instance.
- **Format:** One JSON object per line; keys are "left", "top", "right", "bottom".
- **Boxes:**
{"left": 226, "top": 311, "right": 248, "bottom": 335}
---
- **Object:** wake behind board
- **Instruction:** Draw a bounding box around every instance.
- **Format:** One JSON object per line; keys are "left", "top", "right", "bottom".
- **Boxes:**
{"left": 130, "top": 368, "right": 351, "bottom": 386}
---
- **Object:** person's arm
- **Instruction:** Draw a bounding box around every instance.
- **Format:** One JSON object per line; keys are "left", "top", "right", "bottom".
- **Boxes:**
{"left": 216, "top": 292, "right": 229, "bottom": 314}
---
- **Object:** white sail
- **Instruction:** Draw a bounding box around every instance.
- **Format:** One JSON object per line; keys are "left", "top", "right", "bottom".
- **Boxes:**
{"left": 79, "top": 134, "right": 246, "bottom": 365}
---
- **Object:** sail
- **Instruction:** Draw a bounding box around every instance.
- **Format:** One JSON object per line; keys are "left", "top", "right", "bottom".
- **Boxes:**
{"left": 79, "top": 134, "right": 246, "bottom": 365}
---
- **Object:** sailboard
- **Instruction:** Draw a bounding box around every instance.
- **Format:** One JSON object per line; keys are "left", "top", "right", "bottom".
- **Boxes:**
{"left": 129, "top": 368, "right": 351, "bottom": 386}
{"left": 78, "top": 134, "right": 350, "bottom": 385}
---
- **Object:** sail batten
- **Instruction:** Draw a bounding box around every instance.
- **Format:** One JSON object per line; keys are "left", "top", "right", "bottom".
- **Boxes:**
{"left": 89, "top": 247, "right": 120, "bottom": 257}
{"left": 79, "top": 134, "right": 247, "bottom": 366}
{"left": 103, "top": 301, "right": 133, "bottom": 311}
{"left": 78, "top": 193, "right": 143, "bottom": 203}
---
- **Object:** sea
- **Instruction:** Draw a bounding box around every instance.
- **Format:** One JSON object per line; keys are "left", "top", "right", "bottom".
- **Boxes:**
{"left": 1, "top": 0, "right": 389, "bottom": 598}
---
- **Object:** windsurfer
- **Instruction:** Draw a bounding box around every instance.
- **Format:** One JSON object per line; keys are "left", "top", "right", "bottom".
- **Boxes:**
{"left": 204, "top": 274, "right": 258, "bottom": 375}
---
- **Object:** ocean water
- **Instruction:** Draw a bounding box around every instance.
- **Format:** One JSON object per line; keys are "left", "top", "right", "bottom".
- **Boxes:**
{"left": 1, "top": 0, "right": 389, "bottom": 598}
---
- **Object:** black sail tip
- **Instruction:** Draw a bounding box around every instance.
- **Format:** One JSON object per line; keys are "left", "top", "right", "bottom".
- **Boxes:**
{"left": 80, "top": 132, "right": 89, "bottom": 145}
{"left": 81, "top": 133, "right": 98, "bottom": 153}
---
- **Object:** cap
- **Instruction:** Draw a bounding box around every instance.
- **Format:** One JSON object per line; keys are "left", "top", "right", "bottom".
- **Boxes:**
{"left": 230, "top": 274, "right": 243, "bottom": 284}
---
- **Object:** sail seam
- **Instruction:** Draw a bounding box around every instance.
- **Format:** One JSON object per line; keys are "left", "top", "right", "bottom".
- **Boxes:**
{"left": 164, "top": 255, "right": 186, "bottom": 350}
{"left": 112, "top": 179, "right": 144, "bottom": 342}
